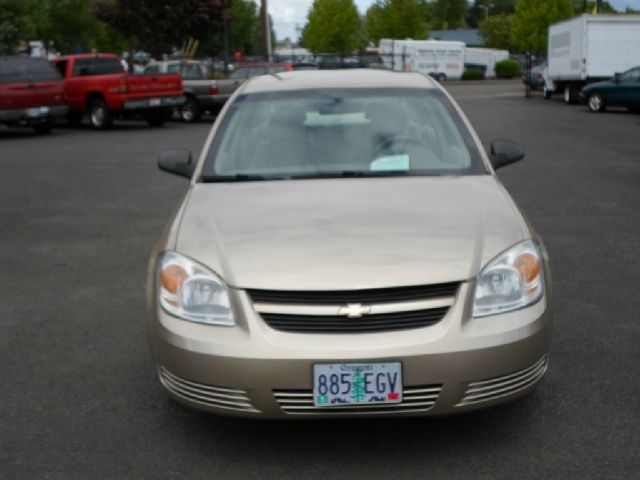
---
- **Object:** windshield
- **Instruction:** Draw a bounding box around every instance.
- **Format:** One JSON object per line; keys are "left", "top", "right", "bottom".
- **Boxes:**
{"left": 0, "top": 57, "right": 61, "bottom": 83}
{"left": 202, "top": 88, "right": 486, "bottom": 180}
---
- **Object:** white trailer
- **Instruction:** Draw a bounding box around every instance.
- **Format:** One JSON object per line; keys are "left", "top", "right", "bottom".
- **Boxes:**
{"left": 379, "top": 39, "right": 466, "bottom": 80}
{"left": 464, "top": 48, "right": 509, "bottom": 78}
{"left": 544, "top": 14, "right": 640, "bottom": 103}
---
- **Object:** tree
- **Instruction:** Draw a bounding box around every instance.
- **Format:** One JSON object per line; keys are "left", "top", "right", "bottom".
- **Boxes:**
{"left": 430, "top": 0, "right": 468, "bottom": 29}
{"left": 227, "top": 0, "right": 260, "bottom": 55}
{"left": 511, "top": 0, "right": 574, "bottom": 53}
{"left": 0, "top": 0, "right": 34, "bottom": 54}
{"left": 468, "top": 0, "right": 516, "bottom": 28}
{"left": 478, "top": 13, "right": 513, "bottom": 49}
{"left": 302, "top": 0, "right": 362, "bottom": 54}
{"left": 95, "top": 0, "right": 226, "bottom": 58}
{"left": 365, "top": 0, "right": 429, "bottom": 45}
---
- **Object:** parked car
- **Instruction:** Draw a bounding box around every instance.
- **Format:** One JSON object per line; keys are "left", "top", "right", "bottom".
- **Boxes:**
{"left": 580, "top": 66, "right": 640, "bottom": 113}
{"left": 51, "top": 54, "right": 185, "bottom": 129}
{"left": 216, "top": 62, "right": 293, "bottom": 102}
{"left": 144, "top": 59, "right": 223, "bottom": 123}
{"left": 148, "top": 70, "right": 552, "bottom": 418}
{"left": 0, "top": 56, "right": 68, "bottom": 134}
{"left": 523, "top": 62, "right": 546, "bottom": 91}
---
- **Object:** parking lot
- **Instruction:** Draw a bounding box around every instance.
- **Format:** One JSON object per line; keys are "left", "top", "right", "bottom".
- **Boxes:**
{"left": 1, "top": 79, "right": 639, "bottom": 479}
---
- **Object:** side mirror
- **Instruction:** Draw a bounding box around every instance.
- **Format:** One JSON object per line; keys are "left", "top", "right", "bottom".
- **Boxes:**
{"left": 490, "top": 140, "right": 525, "bottom": 170}
{"left": 158, "top": 149, "right": 194, "bottom": 179}
{"left": 614, "top": 72, "right": 621, "bottom": 83}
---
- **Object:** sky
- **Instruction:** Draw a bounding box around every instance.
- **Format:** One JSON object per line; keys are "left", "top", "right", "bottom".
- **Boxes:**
{"left": 267, "top": 0, "right": 640, "bottom": 41}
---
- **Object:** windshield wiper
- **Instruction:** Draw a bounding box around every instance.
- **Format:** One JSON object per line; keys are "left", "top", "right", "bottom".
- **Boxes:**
{"left": 200, "top": 174, "right": 287, "bottom": 182}
{"left": 288, "top": 170, "right": 411, "bottom": 179}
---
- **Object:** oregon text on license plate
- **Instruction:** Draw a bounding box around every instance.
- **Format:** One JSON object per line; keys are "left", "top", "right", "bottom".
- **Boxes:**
{"left": 313, "top": 362, "right": 402, "bottom": 407}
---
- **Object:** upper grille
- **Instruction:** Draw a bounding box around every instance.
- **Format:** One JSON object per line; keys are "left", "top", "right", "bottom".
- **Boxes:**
{"left": 158, "top": 366, "right": 259, "bottom": 413}
{"left": 456, "top": 355, "right": 548, "bottom": 407}
{"left": 248, "top": 282, "right": 459, "bottom": 306}
{"left": 274, "top": 384, "right": 442, "bottom": 415}
{"left": 261, "top": 307, "right": 448, "bottom": 333}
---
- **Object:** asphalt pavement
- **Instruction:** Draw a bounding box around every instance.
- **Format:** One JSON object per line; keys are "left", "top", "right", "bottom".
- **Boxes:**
{"left": 1, "top": 80, "right": 639, "bottom": 479}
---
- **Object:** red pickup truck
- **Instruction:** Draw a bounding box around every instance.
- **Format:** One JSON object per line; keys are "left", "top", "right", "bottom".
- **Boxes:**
{"left": 0, "top": 56, "right": 68, "bottom": 134}
{"left": 51, "top": 54, "right": 184, "bottom": 129}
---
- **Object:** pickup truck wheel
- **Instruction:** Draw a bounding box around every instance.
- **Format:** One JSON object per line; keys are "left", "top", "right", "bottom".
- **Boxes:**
{"left": 33, "top": 122, "right": 53, "bottom": 135}
{"left": 146, "top": 111, "right": 167, "bottom": 127}
{"left": 587, "top": 92, "right": 606, "bottom": 113}
{"left": 88, "top": 99, "right": 113, "bottom": 129}
{"left": 180, "top": 98, "right": 201, "bottom": 123}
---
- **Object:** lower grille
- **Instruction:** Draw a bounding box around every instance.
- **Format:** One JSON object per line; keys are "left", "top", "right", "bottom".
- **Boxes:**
{"left": 261, "top": 307, "right": 449, "bottom": 334}
{"left": 158, "top": 366, "right": 259, "bottom": 413}
{"left": 456, "top": 355, "right": 548, "bottom": 407}
{"left": 273, "top": 385, "right": 442, "bottom": 415}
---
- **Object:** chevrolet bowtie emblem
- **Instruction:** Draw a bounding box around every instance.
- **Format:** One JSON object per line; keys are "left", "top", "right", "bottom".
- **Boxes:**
{"left": 338, "top": 303, "right": 372, "bottom": 318}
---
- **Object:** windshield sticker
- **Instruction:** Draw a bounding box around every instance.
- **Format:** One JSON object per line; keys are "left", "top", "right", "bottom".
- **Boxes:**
{"left": 370, "top": 155, "right": 410, "bottom": 171}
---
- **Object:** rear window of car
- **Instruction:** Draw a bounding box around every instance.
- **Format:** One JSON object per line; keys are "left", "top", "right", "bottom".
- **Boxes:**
{"left": 0, "top": 57, "right": 60, "bottom": 84}
{"left": 203, "top": 88, "right": 486, "bottom": 179}
{"left": 73, "top": 57, "right": 124, "bottom": 76}
{"left": 167, "top": 62, "right": 204, "bottom": 80}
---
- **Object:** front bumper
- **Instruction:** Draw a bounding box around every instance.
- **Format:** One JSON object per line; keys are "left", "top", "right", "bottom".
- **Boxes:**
{"left": 123, "top": 95, "right": 185, "bottom": 110}
{"left": 148, "top": 282, "right": 552, "bottom": 418}
{"left": 0, "top": 105, "right": 68, "bottom": 124}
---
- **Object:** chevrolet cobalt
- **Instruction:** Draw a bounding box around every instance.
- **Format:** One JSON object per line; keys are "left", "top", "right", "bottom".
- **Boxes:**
{"left": 147, "top": 70, "right": 551, "bottom": 417}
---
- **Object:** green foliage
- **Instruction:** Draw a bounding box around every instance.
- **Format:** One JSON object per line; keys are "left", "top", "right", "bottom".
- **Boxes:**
{"left": 0, "top": 0, "right": 35, "bottom": 54}
{"left": 495, "top": 58, "right": 521, "bottom": 78}
{"left": 302, "top": 0, "right": 362, "bottom": 54}
{"left": 468, "top": 0, "right": 516, "bottom": 28}
{"left": 365, "top": 0, "right": 429, "bottom": 45}
{"left": 461, "top": 68, "right": 485, "bottom": 80}
{"left": 572, "top": 1, "right": 616, "bottom": 13}
{"left": 228, "top": 0, "right": 260, "bottom": 55}
{"left": 430, "top": 0, "right": 468, "bottom": 29}
{"left": 511, "top": 0, "right": 574, "bottom": 53}
{"left": 479, "top": 14, "right": 513, "bottom": 49}
{"left": 95, "top": 0, "right": 225, "bottom": 57}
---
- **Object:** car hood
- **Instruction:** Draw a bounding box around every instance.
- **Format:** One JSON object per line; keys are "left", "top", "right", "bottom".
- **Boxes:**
{"left": 175, "top": 176, "right": 527, "bottom": 290}
{"left": 583, "top": 79, "right": 615, "bottom": 91}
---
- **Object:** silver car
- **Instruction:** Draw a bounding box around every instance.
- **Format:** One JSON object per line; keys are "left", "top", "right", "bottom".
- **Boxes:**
{"left": 148, "top": 70, "right": 551, "bottom": 418}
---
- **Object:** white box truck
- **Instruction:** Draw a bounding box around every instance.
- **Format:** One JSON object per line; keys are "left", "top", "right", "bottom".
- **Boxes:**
{"left": 379, "top": 39, "right": 466, "bottom": 80}
{"left": 464, "top": 48, "right": 510, "bottom": 78}
{"left": 544, "top": 14, "right": 640, "bottom": 103}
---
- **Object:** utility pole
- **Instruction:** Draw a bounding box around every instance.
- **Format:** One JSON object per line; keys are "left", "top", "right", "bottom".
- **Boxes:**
{"left": 261, "top": 0, "right": 272, "bottom": 61}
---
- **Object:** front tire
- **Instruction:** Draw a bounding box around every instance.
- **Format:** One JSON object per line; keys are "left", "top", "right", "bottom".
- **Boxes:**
{"left": 543, "top": 85, "right": 552, "bottom": 99}
{"left": 180, "top": 97, "right": 201, "bottom": 123}
{"left": 587, "top": 92, "right": 606, "bottom": 113}
{"left": 564, "top": 84, "right": 578, "bottom": 105}
{"left": 88, "top": 99, "right": 113, "bottom": 130}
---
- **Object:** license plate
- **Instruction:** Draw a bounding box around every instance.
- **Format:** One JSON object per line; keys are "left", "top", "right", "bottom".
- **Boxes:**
{"left": 313, "top": 362, "right": 402, "bottom": 407}
{"left": 149, "top": 98, "right": 161, "bottom": 106}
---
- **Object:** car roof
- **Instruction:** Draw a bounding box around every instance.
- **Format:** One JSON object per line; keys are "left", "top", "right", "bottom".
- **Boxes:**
{"left": 55, "top": 53, "right": 120, "bottom": 61}
{"left": 242, "top": 69, "right": 438, "bottom": 94}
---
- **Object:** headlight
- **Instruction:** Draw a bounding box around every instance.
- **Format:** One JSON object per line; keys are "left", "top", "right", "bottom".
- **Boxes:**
{"left": 473, "top": 240, "right": 544, "bottom": 317}
{"left": 157, "top": 251, "right": 235, "bottom": 326}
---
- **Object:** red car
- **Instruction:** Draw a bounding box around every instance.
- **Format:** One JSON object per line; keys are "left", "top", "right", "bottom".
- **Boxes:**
{"left": 0, "top": 56, "right": 68, "bottom": 134}
{"left": 51, "top": 53, "right": 185, "bottom": 129}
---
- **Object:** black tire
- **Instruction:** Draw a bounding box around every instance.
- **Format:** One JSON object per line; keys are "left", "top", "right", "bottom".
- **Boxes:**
{"left": 563, "top": 84, "right": 579, "bottom": 105}
{"left": 146, "top": 110, "right": 168, "bottom": 127}
{"left": 88, "top": 98, "right": 113, "bottom": 129}
{"left": 33, "top": 122, "right": 53, "bottom": 135}
{"left": 67, "top": 112, "right": 83, "bottom": 127}
{"left": 587, "top": 92, "right": 606, "bottom": 113}
{"left": 543, "top": 85, "right": 552, "bottom": 99}
{"left": 180, "top": 97, "right": 201, "bottom": 123}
